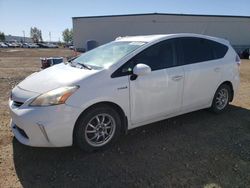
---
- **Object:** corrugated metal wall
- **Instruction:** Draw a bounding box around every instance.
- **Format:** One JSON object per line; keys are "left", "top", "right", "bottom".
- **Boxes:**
{"left": 73, "top": 14, "right": 250, "bottom": 50}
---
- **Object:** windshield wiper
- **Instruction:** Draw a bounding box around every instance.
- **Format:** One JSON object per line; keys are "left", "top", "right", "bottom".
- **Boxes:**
{"left": 79, "top": 62, "right": 92, "bottom": 70}
{"left": 70, "top": 61, "right": 92, "bottom": 70}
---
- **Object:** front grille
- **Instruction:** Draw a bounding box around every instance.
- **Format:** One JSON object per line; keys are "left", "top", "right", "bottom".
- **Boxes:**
{"left": 13, "top": 101, "right": 24, "bottom": 107}
{"left": 15, "top": 125, "right": 29, "bottom": 139}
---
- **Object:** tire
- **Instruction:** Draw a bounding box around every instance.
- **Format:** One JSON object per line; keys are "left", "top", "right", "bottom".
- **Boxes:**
{"left": 210, "top": 84, "right": 231, "bottom": 114}
{"left": 74, "top": 105, "right": 122, "bottom": 152}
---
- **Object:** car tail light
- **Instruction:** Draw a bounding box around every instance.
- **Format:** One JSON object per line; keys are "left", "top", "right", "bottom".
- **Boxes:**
{"left": 235, "top": 55, "right": 241, "bottom": 67}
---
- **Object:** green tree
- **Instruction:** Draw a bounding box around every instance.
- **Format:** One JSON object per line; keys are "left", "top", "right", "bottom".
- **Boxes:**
{"left": 30, "top": 27, "right": 43, "bottom": 43}
{"left": 0, "top": 31, "right": 5, "bottom": 41}
{"left": 62, "top": 28, "right": 73, "bottom": 44}
{"left": 39, "top": 30, "right": 43, "bottom": 42}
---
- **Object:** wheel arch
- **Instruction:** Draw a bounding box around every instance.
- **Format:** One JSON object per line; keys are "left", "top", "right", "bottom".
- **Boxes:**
{"left": 73, "top": 101, "right": 128, "bottom": 145}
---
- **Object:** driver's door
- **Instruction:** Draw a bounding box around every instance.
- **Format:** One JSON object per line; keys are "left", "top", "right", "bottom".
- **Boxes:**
{"left": 129, "top": 39, "right": 184, "bottom": 125}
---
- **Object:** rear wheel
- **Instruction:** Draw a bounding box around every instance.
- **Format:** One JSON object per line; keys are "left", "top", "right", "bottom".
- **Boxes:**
{"left": 74, "top": 105, "right": 122, "bottom": 151}
{"left": 210, "top": 84, "right": 231, "bottom": 113}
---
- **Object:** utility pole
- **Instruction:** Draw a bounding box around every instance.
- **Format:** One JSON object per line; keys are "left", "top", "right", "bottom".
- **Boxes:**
{"left": 22, "top": 30, "right": 25, "bottom": 43}
{"left": 49, "top": 32, "right": 51, "bottom": 43}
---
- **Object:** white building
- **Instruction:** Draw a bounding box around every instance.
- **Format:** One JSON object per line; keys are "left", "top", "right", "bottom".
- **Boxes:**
{"left": 72, "top": 13, "right": 250, "bottom": 52}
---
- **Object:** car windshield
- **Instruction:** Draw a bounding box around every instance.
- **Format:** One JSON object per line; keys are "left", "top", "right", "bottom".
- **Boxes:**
{"left": 72, "top": 41, "right": 146, "bottom": 69}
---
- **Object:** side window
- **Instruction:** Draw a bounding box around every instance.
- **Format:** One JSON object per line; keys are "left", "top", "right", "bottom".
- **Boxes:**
{"left": 180, "top": 37, "right": 214, "bottom": 65}
{"left": 131, "top": 40, "right": 174, "bottom": 71}
{"left": 111, "top": 39, "right": 176, "bottom": 78}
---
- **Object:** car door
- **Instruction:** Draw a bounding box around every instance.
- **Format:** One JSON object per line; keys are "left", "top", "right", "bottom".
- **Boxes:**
{"left": 127, "top": 39, "right": 184, "bottom": 125}
{"left": 177, "top": 37, "right": 223, "bottom": 111}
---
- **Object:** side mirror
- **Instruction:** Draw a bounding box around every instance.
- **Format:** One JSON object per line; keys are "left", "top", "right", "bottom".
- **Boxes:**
{"left": 133, "top": 64, "right": 151, "bottom": 76}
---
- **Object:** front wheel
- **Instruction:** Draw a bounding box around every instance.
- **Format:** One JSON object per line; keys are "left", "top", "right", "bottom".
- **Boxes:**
{"left": 74, "top": 105, "right": 122, "bottom": 152}
{"left": 210, "top": 84, "right": 231, "bottom": 114}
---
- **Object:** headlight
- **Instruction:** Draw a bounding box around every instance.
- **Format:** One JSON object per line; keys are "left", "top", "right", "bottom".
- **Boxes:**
{"left": 29, "top": 86, "right": 79, "bottom": 106}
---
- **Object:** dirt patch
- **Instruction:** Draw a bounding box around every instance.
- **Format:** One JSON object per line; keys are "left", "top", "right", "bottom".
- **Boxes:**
{"left": 0, "top": 48, "right": 250, "bottom": 187}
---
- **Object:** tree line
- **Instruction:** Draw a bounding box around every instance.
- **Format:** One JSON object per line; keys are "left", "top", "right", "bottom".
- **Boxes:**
{"left": 0, "top": 27, "right": 73, "bottom": 43}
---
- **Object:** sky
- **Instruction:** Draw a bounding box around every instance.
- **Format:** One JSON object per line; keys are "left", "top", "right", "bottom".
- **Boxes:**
{"left": 0, "top": 0, "right": 249, "bottom": 42}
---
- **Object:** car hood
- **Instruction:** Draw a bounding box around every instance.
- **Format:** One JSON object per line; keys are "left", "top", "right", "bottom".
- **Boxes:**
{"left": 17, "top": 63, "right": 99, "bottom": 94}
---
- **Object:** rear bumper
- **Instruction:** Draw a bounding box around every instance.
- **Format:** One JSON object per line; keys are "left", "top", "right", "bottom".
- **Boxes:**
{"left": 9, "top": 100, "right": 82, "bottom": 147}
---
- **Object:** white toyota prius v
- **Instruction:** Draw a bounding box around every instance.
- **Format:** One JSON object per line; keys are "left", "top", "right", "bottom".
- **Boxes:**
{"left": 9, "top": 34, "right": 240, "bottom": 151}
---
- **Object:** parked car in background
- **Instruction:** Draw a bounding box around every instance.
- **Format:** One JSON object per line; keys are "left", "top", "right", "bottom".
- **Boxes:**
{"left": 69, "top": 45, "right": 75, "bottom": 50}
{"left": 22, "top": 43, "right": 39, "bottom": 48}
{"left": 17, "top": 42, "right": 23, "bottom": 47}
{"left": 37, "top": 43, "right": 58, "bottom": 48}
{"left": 37, "top": 43, "right": 48, "bottom": 48}
{"left": 14, "top": 43, "right": 21, "bottom": 48}
{"left": 9, "top": 41, "right": 21, "bottom": 48}
{"left": 64, "top": 43, "right": 74, "bottom": 49}
{"left": 9, "top": 34, "right": 240, "bottom": 152}
{"left": 29, "top": 43, "right": 39, "bottom": 48}
{"left": 0, "top": 42, "right": 8, "bottom": 48}
{"left": 47, "top": 43, "right": 58, "bottom": 48}
{"left": 240, "top": 48, "right": 250, "bottom": 59}
{"left": 5, "top": 42, "right": 12, "bottom": 47}
{"left": 5, "top": 42, "right": 18, "bottom": 48}
{"left": 21, "top": 43, "right": 29, "bottom": 48}
{"left": 13, "top": 43, "right": 20, "bottom": 48}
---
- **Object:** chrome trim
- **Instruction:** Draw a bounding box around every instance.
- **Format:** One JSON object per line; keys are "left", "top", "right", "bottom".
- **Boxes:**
{"left": 37, "top": 123, "right": 50, "bottom": 143}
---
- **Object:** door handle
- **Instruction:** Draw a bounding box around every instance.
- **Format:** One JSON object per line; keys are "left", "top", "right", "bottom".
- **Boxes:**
{"left": 172, "top": 75, "right": 183, "bottom": 81}
{"left": 214, "top": 67, "right": 221, "bottom": 72}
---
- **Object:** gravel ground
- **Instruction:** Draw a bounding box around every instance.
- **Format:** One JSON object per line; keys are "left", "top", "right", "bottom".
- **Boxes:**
{"left": 0, "top": 48, "right": 250, "bottom": 188}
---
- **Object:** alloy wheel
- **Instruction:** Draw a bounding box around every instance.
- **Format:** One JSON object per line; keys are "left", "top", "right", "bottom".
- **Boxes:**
{"left": 84, "top": 113, "right": 116, "bottom": 147}
{"left": 215, "top": 88, "right": 229, "bottom": 110}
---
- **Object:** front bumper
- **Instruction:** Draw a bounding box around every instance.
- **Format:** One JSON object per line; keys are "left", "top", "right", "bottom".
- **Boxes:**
{"left": 9, "top": 100, "right": 81, "bottom": 147}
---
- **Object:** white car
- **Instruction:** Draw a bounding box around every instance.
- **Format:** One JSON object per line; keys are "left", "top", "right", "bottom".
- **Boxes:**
{"left": 22, "top": 43, "right": 39, "bottom": 48}
{"left": 9, "top": 34, "right": 240, "bottom": 151}
{"left": 0, "top": 42, "right": 8, "bottom": 48}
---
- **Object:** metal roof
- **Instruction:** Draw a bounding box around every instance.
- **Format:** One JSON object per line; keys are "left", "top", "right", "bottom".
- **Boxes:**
{"left": 72, "top": 13, "right": 250, "bottom": 19}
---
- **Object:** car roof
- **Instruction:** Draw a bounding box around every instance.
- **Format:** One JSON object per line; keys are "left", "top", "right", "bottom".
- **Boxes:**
{"left": 115, "top": 33, "right": 229, "bottom": 45}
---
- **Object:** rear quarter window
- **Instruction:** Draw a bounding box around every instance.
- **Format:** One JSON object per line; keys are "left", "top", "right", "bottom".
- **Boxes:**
{"left": 209, "top": 41, "right": 229, "bottom": 59}
{"left": 179, "top": 37, "right": 229, "bottom": 65}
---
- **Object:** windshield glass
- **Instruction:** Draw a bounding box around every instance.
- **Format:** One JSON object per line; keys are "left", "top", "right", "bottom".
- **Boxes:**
{"left": 72, "top": 41, "right": 146, "bottom": 69}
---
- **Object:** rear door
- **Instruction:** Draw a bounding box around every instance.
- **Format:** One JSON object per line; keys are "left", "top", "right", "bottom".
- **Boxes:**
{"left": 177, "top": 37, "right": 226, "bottom": 111}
